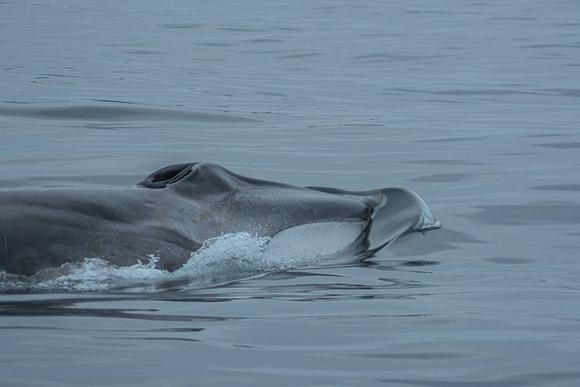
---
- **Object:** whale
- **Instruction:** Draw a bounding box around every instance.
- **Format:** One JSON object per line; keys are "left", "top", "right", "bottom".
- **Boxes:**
{"left": 0, "top": 162, "right": 439, "bottom": 276}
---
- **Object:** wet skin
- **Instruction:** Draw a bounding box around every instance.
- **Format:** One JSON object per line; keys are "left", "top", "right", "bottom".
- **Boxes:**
{"left": 0, "top": 162, "right": 435, "bottom": 276}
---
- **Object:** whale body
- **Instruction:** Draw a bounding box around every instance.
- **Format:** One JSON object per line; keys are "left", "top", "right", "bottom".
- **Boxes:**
{"left": 0, "top": 162, "right": 439, "bottom": 276}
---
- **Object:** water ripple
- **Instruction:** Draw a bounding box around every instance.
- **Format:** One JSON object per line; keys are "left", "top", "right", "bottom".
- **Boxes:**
{"left": 0, "top": 105, "right": 258, "bottom": 123}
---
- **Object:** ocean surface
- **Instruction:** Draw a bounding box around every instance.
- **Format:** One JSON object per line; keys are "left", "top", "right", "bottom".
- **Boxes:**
{"left": 1, "top": 0, "right": 580, "bottom": 385}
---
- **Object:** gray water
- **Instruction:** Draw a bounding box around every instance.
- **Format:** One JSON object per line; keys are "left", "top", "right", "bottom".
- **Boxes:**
{"left": 1, "top": 0, "right": 580, "bottom": 385}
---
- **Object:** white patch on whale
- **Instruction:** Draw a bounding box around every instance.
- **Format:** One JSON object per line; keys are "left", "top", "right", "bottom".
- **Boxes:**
{"left": 263, "top": 221, "right": 366, "bottom": 260}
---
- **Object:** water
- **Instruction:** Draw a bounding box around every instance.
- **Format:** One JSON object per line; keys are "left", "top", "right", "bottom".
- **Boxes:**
{"left": 1, "top": 0, "right": 580, "bottom": 385}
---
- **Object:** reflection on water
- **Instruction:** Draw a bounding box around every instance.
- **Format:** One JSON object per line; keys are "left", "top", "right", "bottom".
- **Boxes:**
{"left": 409, "top": 173, "right": 472, "bottom": 183}
{"left": 1, "top": 0, "right": 580, "bottom": 385}
{"left": 535, "top": 142, "right": 580, "bottom": 149}
{"left": 531, "top": 184, "right": 580, "bottom": 192}
{"left": 469, "top": 202, "right": 580, "bottom": 225}
{"left": 0, "top": 261, "right": 438, "bottom": 318}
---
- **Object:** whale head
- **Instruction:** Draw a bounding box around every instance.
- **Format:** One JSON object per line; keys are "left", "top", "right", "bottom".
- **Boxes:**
{"left": 137, "top": 162, "right": 440, "bottom": 258}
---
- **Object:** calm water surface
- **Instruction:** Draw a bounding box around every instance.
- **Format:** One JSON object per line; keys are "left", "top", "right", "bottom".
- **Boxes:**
{"left": 1, "top": 0, "right": 580, "bottom": 386}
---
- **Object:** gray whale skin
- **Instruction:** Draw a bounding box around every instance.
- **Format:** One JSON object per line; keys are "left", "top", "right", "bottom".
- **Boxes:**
{"left": 0, "top": 162, "right": 439, "bottom": 276}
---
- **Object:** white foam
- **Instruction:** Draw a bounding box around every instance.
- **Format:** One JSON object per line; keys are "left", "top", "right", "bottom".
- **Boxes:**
{"left": 34, "top": 256, "right": 166, "bottom": 292}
